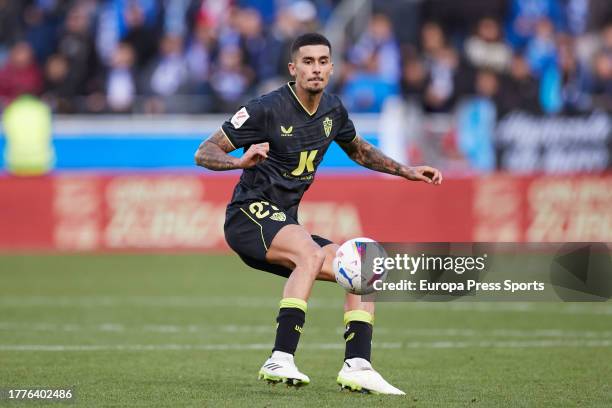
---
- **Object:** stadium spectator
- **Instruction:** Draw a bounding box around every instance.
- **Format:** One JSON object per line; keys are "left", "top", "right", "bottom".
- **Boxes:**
{"left": 56, "top": 4, "right": 97, "bottom": 96}
{"left": 457, "top": 69, "right": 498, "bottom": 172}
{"left": 120, "top": 1, "right": 162, "bottom": 70}
{"left": 342, "top": 51, "right": 399, "bottom": 113}
{"left": 184, "top": 14, "right": 217, "bottom": 93}
{"left": 599, "top": 23, "right": 612, "bottom": 57}
{"left": 424, "top": 47, "right": 459, "bottom": 113}
{"left": 400, "top": 57, "right": 427, "bottom": 103}
{"left": 95, "top": 0, "right": 161, "bottom": 70}
{"left": 163, "top": 0, "right": 190, "bottom": 37}
{"left": 209, "top": 46, "right": 254, "bottom": 113}
{"left": 563, "top": 0, "right": 590, "bottom": 36}
{"left": 584, "top": 0, "right": 612, "bottom": 32}
{"left": 464, "top": 17, "right": 512, "bottom": 73}
{"left": 42, "top": 53, "right": 77, "bottom": 113}
{"left": 423, "top": 0, "right": 508, "bottom": 45}
{"left": 0, "top": 0, "right": 23, "bottom": 65}
{"left": 420, "top": 21, "right": 445, "bottom": 61}
{"left": 505, "top": 0, "right": 563, "bottom": 49}
{"left": 0, "top": 0, "right": 607, "bottom": 119}
{"left": 216, "top": 5, "right": 242, "bottom": 49}
{"left": 557, "top": 36, "right": 592, "bottom": 113}
{"left": 347, "top": 13, "right": 400, "bottom": 84}
{"left": 525, "top": 18, "right": 558, "bottom": 76}
{"left": 590, "top": 51, "right": 612, "bottom": 112}
{"left": 499, "top": 54, "right": 541, "bottom": 114}
{"left": 22, "top": 2, "right": 63, "bottom": 64}
{"left": 417, "top": 22, "right": 461, "bottom": 112}
{"left": 190, "top": 0, "right": 233, "bottom": 33}
{"left": 142, "top": 34, "right": 190, "bottom": 114}
{"left": 105, "top": 42, "right": 137, "bottom": 113}
{"left": 238, "top": 0, "right": 277, "bottom": 25}
{"left": 265, "top": 5, "right": 306, "bottom": 87}
{"left": 237, "top": 8, "right": 273, "bottom": 83}
{"left": 261, "top": 0, "right": 320, "bottom": 91}
{"left": 0, "top": 41, "right": 43, "bottom": 108}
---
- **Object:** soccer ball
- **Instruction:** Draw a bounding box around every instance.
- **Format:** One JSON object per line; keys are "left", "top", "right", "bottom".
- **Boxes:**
{"left": 333, "top": 237, "right": 387, "bottom": 295}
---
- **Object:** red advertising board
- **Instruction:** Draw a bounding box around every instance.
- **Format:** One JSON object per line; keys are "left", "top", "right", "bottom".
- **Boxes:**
{"left": 0, "top": 174, "right": 610, "bottom": 251}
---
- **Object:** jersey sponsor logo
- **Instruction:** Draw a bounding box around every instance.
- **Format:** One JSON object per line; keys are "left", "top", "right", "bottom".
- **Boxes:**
{"left": 280, "top": 125, "right": 293, "bottom": 137}
{"left": 291, "top": 150, "right": 318, "bottom": 176}
{"left": 230, "top": 107, "right": 250, "bottom": 129}
{"left": 323, "top": 117, "right": 332, "bottom": 137}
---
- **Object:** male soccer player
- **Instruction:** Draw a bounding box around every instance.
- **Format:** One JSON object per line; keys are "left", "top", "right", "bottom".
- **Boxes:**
{"left": 195, "top": 33, "right": 442, "bottom": 395}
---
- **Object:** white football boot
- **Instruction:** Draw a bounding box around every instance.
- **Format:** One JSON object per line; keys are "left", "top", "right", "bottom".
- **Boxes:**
{"left": 258, "top": 351, "right": 310, "bottom": 386}
{"left": 337, "top": 358, "right": 405, "bottom": 395}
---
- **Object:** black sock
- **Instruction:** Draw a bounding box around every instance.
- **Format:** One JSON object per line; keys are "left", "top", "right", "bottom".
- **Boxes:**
{"left": 272, "top": 307, "right": 305, "bottom": 355}
{"left": 344, "top": 321, "right": 373, "bottom": 362}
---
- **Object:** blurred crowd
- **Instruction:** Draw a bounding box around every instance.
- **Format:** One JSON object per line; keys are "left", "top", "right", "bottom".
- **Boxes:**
{"left": 0, "top": 0, "right": 610, "bottom": 115}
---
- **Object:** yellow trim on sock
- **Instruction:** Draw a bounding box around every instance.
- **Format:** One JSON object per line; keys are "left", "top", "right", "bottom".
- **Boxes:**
{"left": 279, "top": 297, "right": 307, "bottom": 313}
{"left": 344, "top": 310, "right": 373, "bottom": 326}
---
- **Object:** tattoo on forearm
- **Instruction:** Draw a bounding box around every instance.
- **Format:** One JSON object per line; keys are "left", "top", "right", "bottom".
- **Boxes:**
{"left": 340, "top": 136, "right": 404, "bottom": 176}
{"left": 195, "top": 129, "right": 239, "bottom": 170}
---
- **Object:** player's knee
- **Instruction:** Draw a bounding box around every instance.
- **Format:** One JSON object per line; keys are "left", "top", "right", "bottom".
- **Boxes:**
{"left": 296, "top": 248, "right": 325, "bottom": 276}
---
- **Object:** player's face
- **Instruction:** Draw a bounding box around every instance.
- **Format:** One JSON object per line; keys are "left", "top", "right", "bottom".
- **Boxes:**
{"left": 288, "top": 45, "right": 333, "bottom": 94}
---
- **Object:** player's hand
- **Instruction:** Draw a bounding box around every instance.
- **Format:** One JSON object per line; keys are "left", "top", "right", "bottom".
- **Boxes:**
{"left": 238, "top": 143, "right": 269, "bottom": 169}
{"left": 403, "top": 166, "right": 443, "bottom": 185}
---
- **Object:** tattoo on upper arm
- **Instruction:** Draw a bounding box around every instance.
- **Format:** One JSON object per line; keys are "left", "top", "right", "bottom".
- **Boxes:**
{"left": 339, "top": 135, "right": 404, "bottom": 176}
{"left": 195, "top": 129, "right": 239, "bottom": 170}
{"left": 207, "top": 129, "right": 236, "bottom": 152}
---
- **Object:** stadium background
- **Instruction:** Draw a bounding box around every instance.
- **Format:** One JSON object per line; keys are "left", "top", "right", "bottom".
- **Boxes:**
{"left": 1, "top": 0, "right": 611, "bottom": 406}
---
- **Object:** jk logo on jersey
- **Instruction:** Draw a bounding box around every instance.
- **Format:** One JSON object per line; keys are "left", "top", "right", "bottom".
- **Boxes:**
{"left": 323, "top": 117, "right": 332, "bottom": 137}
{"left": 280, "top": 125, "right": 293, "bottom": 137}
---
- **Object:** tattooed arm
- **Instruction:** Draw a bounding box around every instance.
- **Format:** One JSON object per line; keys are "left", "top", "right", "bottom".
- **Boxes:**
{"left": 338, "top": 135, "right": 443, "bottom": 184}
{"left": 194, "top": 129, "right": 269, "bottom": 171}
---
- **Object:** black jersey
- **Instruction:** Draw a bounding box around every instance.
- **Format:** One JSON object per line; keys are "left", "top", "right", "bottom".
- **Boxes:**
{"left": 221, "top": 82, "right": 357, "bottom": 219}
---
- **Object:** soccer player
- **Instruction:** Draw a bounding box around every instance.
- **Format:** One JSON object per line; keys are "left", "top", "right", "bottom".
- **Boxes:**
{"left": 195, "top": 33, "right": 442, "bottom": 395}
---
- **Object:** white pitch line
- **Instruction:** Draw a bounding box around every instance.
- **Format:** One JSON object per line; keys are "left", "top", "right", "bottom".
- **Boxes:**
{"left": 0, "top": 339, "right": 611, "bottom": 352}
{"left": 1, "top": 322, "right": 612, "bottom": 339}
{"left": 1, "top": 296, "right": 611, "bottom": 315}
{"left": 0, "top": 343, "right": 400, "bottom": 352}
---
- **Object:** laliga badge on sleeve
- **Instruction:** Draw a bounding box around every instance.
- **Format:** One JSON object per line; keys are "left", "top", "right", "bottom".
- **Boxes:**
{"left": 231, "top": 107, "right": 250, "bottom": 129}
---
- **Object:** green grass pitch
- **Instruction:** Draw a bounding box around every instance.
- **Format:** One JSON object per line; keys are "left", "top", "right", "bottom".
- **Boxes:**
{"left": 1, "top": 254, "right": 611, "bottom": 407}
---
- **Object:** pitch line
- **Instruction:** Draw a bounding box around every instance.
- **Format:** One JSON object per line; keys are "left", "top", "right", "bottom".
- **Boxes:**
{"left": 1, "top": 339, "right": 611, "bottom": 352}
{"left": 1, "top": 322, "right": 612, "bottom": 339}
{"left": 1, "top": 296, "right": 611, "bottom": 315}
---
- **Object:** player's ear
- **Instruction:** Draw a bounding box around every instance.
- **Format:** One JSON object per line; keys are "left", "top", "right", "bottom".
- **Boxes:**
{"left": 288, "top": 61, "right": 296, "bottom": 77}
{"left": 330, "top": 62, "right": 334, "bottom": 76}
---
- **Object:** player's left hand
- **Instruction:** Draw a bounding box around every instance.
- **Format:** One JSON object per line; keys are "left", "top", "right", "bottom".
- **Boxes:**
{"left": 404, "top": 166, "right": 443, "bottom": 185}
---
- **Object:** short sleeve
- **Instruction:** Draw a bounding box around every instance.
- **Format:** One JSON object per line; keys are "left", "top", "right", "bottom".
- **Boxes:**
{"left": 221, "top": 100, "right": 268, "bottom": 149}
{"left": 335, "top": 102, "right": 357, "bottom": 144}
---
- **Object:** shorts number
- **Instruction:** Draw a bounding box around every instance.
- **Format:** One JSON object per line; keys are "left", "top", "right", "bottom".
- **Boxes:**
{"left": 248, "top": 201, "right": 279, "bottom": 219}
{"left": 291, "top": 150, "right": 318, "bottom": 176}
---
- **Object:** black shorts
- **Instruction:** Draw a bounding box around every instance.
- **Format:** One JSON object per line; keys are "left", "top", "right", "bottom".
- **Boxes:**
{"left": 224, "top": 200, "right": 332, "bottom": 278}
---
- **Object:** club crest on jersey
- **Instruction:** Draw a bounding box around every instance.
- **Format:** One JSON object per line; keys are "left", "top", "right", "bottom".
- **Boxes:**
{"left": 231, "top": 107, "right": 249, "bottom": 129}
{"left": 280, "top": 125, "right": 293, "bottom": 137}
{"left": 270, "top": 212, "right": 287, "bottom": 221}
{"left": 323, "top": 117, "right": 332, "bottom": 137}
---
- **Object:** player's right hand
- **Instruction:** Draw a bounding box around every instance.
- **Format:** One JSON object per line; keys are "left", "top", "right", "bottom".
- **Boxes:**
{"left": 238, "top": 143, "right": 269, "bottom": 168}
